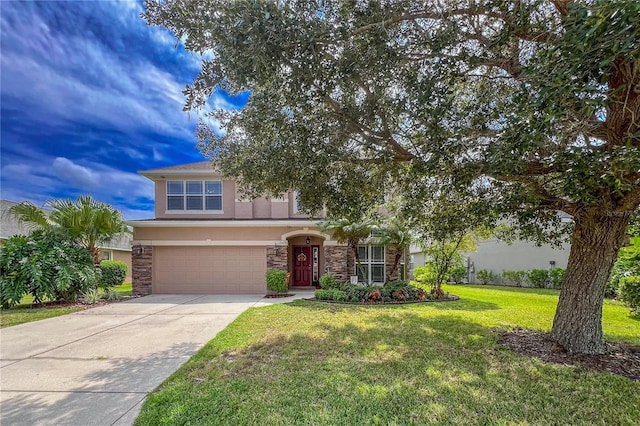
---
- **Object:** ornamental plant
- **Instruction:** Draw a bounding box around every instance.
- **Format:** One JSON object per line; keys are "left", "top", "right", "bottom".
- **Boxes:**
{"left": 266, "top": 269, "right": 288, "bottom": 294}
{"left": 0, "top": 230, "right": 98, "bottom": 308}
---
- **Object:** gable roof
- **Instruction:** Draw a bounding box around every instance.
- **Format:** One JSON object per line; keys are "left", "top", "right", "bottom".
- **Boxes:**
{"left": 0, "top": 199, "right": 132, "bottom": 251}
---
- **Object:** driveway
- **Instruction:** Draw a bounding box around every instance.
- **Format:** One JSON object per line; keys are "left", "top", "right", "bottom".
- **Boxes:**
{"left": 0, "top": 292, "right": 313, "bottom": 426}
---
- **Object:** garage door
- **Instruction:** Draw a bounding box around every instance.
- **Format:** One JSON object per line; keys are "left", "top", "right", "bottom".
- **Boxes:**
{"left": 153, "top": 246, "right": 267, "bottom": 294}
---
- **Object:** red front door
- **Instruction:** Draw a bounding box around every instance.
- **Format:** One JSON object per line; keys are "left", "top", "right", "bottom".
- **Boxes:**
{"left": 293, "top": 246, "right": 312, "bottom": 286}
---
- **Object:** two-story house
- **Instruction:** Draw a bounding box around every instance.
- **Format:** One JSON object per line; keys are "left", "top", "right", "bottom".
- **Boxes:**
{"left": 129, "top": 161, "right": 403, "bottom": 295}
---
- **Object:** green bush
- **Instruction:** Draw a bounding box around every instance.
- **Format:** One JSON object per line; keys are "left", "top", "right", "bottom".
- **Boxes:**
{"left": 413, "top": 265, "right": 437, "bottom": 287}
{"left": 619, "top": 276, "right": 640, "bottom": 314}
{"left": 0, "top": 230, "right": 98, "bottom": 308}
{"left": 266, "top": 269, "right": 288, "bottom": 293}
{"left": 314, "top": 289, "right": 347, "bottom": 301}
{"left": 476, "top": 269, "right": 498, "bottom": 285}
{"left": 448, "top": 266, "right": 467, "bottom": 284}
{"left": 502, "top": 270, "right": 527, "bottom": 287}
{"left": 99, "top": 260, "right": 127, "bottom": 288}
{"left": 527, "top": 269, "right": 550, "bottom": 288}
{"left": 549, "top": 268, "right": 565, "bottom": 289}
{"left": 319, "top": 274, "right": 339, "bottom": 289}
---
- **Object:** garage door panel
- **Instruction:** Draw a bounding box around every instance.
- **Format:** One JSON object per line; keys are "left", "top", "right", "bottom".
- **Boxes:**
{"left": 153, "top": 246, "right": 267, "bottom": 294}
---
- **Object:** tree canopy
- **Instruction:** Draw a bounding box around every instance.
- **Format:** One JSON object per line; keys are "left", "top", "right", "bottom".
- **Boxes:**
{"left": 145, "top": 0, "right": 640, "bottom": 354}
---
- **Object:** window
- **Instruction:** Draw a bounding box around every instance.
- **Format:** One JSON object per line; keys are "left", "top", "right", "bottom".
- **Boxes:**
{"left": 292, "top": 192, "right": 301, "bottom": 214}
{"left": 356, "top": 245, "right": 385, "bottom": 284}
{"left": 100, "top": 250, "right": 112, "bottom": 261}
{"left": 167, "top": 180, "right": 222, "bottom": 211}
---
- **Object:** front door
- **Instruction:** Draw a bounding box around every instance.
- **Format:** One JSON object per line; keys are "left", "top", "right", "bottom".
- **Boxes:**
{"left": 293, "top": 246, "right": 312, "bottom": 286}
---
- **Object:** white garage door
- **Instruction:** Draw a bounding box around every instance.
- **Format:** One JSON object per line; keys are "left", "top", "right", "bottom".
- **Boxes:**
{"left": 153, "top": 246, "right": 267, "bottom": 294}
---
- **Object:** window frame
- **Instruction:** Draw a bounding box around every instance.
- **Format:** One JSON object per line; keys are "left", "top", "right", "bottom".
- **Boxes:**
{"left": 355, "top": 244, "right": 386, "bottom": 284}
{"left": 100, "top": 250, "right": 112, "bottom": 261}
{"left": 166, "top": 180, "right": 223, "bottom": 212}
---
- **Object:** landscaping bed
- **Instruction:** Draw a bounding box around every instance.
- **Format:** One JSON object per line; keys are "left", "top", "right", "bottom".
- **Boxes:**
{"left": 498, "top": 327, "right": 640, "bottom": 381}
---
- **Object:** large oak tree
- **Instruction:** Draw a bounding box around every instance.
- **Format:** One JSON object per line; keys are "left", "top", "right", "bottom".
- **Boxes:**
{"left": 144, "top": 0, "right": 640, "bottom": 354}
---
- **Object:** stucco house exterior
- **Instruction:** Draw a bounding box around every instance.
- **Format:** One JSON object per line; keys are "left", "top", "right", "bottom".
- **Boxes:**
{"left": 0, "top": 199, "right": 133, "bottom": 281}
{"left": 128, "top": 161, "right": 405, "bottom": 295}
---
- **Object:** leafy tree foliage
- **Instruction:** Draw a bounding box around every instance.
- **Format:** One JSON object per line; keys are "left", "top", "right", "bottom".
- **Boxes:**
{"left": 9, "top": 196, "right": 129, "bottom": 265}
{"left": 0, "top": 230, "right": 99, "bottom": 308}
{"left": 145, "top": 0, "right": 640, "bottom": 354}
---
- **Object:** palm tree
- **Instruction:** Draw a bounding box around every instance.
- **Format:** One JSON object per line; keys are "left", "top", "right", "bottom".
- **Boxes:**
{"left": 9, "top": 196, "right": 129, "bottom": 265}
{"left": 374, "top": 222, "right": 413, "bottom": 281}
{"left": 319, "top": 218, "right": 378, "bottom": 282}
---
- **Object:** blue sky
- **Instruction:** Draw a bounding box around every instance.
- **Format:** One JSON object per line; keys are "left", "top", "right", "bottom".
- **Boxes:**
{"left": 1, "top": 0, "right": 246, "bottom": 219}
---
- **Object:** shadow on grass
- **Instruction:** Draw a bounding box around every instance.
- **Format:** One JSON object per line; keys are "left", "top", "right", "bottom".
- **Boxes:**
{"left": 137, "top": 311, "right": 637, "bottom": 426}
{"left": 451, "top": 284, "right": 560, "bottom": 296}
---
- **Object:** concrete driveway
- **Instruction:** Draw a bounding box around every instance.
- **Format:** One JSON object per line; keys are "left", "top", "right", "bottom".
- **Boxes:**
{"left": 0, "top": 292, "right": 313, "bottom": 426}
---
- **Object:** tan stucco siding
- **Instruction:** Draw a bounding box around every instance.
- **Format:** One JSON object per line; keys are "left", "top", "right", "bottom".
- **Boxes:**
{"left": 112, "top": 250, "right": 132, "bottom": 283}
{"left": 153, "top": 246, "right": 266, "bottom": 293}
{"left": 133, "top": 226, "right": 312, "bottom": 241}
{"left": 154, "top": 178, "right": 237, "bottom": 219}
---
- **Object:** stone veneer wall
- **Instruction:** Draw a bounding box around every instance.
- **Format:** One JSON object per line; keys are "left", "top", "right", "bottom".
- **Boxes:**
{"left": 324, "top": 245, "right": 353, "bottom": 282}
{"left": 266, "top": 246, "right": 288, "bottom": 271}
{"left": 385, "top": 246, "right": 400, "bottom": 282}
{"left": 132, "top": 245, "right": 153, "bottom": 296}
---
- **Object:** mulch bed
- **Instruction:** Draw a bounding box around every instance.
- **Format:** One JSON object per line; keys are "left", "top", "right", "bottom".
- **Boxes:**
{"left": 497, "top": 327, "right": 640, "bottom": 381}
{"left": 263, "top": 294, "right": 296, "bottom": 298}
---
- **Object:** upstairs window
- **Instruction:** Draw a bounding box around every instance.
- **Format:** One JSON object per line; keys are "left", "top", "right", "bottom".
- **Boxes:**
{"left": 167, "top": 180, "right": 223, "bottom": 211}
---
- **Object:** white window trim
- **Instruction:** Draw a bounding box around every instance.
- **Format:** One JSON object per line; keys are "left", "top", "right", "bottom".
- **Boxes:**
{"left": 166, "top": 180, "right": 223, "bottom": 212}
{"left": 355, "top": 244, "right": 386, "bottom": 284}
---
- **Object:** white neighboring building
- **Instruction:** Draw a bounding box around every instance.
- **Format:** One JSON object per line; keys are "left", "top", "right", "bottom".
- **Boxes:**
{"left": 409, "top": 239, "right": 571, "bottom": 283}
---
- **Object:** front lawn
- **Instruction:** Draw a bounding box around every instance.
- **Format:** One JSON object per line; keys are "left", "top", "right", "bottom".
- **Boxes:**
{"left": 134, "top": 285, "right": 639, "bottom": 425}
{"left": 0, "top": 283, "right": 133, "bottom": 328}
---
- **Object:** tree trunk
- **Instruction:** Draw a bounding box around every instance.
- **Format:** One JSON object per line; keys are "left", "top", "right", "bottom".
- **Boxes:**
{"left": 349, "top": 239, "right": 367, "bottom": 283}
{"left": 551, "top": 209, "right": 631, "bottom": 354}
{"left": 386, "top": 248, "right": 403, "bottom": 281}
{"left": 89, "top": 245, "right": 102, "bottom": 266}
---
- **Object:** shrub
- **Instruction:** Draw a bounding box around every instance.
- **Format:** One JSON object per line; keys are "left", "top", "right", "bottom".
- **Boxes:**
{"left": 527, "top": 269, "right": 550, "bottom": 288}
{"left": 266, "top": 269, "right": 288, "bottom": 293}
{"left": 82, "top": 288, "right": 101, "bottom": 304}
{"left": 99, "top": 260, "right": 127, "bottom": 288}
{"left": 0, "top": 230, "right": 98, "bottom": 308}
{"left": 332, "top": 290, "right": 347, "bottom": 302}
{"left": 413, "top": 265, "right": 437, "bottom": 287}
{"left": 476, "top": 269, "right": 498, "bottom": 285}
{"left": 549, "top": 268, "right": 565, "bottom": 289}
{"left": 619, "top": 276, "right": 640, "bottom": 314}
{"left": 502, "top": 270, "right": 527, "bottom": 287}
{"left": 314, "top": 289, "right": 333, "bottom": 300}
{"left": 105, "top": 287, "right": 122, "bottom": 301}
{"left": 448, "top": 266, "right": 467, "bottom": 284}
{"left": 315, "top": 281, "right": 427, "bottom": 303}
{"left": 319, "top": 274, "right": 339, "bottom": 289}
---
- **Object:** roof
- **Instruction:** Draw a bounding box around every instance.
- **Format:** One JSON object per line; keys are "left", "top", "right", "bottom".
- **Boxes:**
{"left": 139, "top": 161, "right": 220, "bottom": 179}
{"left": 0, "top": 199, "right": 132, "bottom": 251}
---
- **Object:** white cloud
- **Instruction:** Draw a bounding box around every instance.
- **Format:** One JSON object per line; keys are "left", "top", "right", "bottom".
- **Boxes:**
{"left": 52, "top": 157, "right": 100, "bottom": 190}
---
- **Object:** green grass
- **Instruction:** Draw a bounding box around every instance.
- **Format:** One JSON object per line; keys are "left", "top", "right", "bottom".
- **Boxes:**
{"left": 134, "top": 285, "right": 639, "bottom": 426}
{"left": 0, "top": 283, "right": 132, "bottom": 328}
